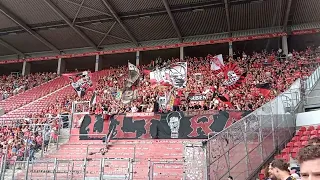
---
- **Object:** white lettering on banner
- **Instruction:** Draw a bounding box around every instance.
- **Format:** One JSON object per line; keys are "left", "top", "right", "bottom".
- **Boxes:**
{"left": 189, "top": 95, "right": 207, "bottom": 101}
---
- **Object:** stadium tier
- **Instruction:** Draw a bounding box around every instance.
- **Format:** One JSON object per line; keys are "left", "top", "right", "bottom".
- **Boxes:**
{"left": 0, "top": 48, "right": 320, "bottom": 179}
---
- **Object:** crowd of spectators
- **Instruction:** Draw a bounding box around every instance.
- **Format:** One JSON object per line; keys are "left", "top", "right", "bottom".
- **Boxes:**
{"left": 35, "top": 48, "right": 319, "bottom": 117}
{"left": 0, "top": 118, "right": 58, "bottom": 167}
{"left": 0, "top": 72, "right": 57, "bottom": 100}
{"left": 91, "top": 49, "right": 318, "bottom": 115}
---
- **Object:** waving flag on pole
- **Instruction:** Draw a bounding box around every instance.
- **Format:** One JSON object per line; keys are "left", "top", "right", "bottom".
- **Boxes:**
{"left": 121, "top": 62, "right": 140, "bottom": 104}
{"left": 219, "top": 63, "right": 246, "bottom": 90}
{"left": 64, "top": 71, "right": 93, "bottom": 98}
{"left": 128, "top": 62, "right": 140, "bottom": 83}
{"left": 210, "top": 54, "right": 224, "bottom": 71}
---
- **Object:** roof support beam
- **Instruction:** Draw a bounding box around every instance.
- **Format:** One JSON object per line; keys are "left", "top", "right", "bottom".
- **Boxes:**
{"left": 162, "top": 0, "right": 183, "bottom": 42}
{"left": 283, "top": 0, "right": 293, "bottom": 30}
{"left": 0, "top": 39, "right": 24, "bottom": 57}
{"left": 223, "top": 0, "right": 231, "bottom": 36}
{"left": 61, "top": 0, "right": 112, "bottom": 17}
{"left": 43, "top": 0, "right": 98, "bottom": 50}
{"left": 98, "top": 22, "right": 116, "bottom": 46}
{"left": 100, "top": 0, "right": 139, "bottom": 46}
{"left": 0, "top": 3, "right": 60, "bottom": 54}
{"left": 72, "top": 0, "right": 85, "bottom": 25}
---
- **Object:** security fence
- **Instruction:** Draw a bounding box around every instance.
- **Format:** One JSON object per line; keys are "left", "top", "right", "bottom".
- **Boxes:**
{"left": 204, "top": 79, "right": 301, "bottom": 180}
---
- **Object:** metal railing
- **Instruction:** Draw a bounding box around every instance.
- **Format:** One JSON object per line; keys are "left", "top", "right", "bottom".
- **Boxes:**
{"left": 305, "top": 65, "right": 320, "bottom": 94}
{"left": 7, "top": 158, "right": 133, "bottom": 180}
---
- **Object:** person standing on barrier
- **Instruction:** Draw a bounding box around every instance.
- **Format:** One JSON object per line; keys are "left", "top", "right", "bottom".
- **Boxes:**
{"left": 269, "top": 159, "right": 296, "bottom": 180}
{"left": 297, "top": 145, "right": 320, "bottom": 180}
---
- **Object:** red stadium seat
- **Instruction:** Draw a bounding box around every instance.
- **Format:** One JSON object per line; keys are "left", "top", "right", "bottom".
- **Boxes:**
{"left": 311, "top": 130, "right": 318, "bottom": 135}
{"left": 293, "top": 142, "right": 301, "bottom": 147}
{"left": 291, "top": 147, "right": 300, "bottom": 153}
{"left": 282, "top": 154, "right": 290, "bottom": 162}
{"left": 296, "top": 131, "right": 303, "bottom": 137}
{"left": 300, "top": 136, "right": 309, "bottom": 141}
{"left": 299, "top": 126, "right": 307, "bottom": 132}
{"left": 281, "top": 148, "right": 290, "bottom": 155}
{"left": 303, "top": 131, "right": 311, "bottom": 136}
{"left": 286, "top": 142, "right": 294, "bottom": 148}
{"left": 316, "top": 125, "right": 320, "bottom": 130}
{"left": 311, "top": 135, "right": 318, "bottom": 139}
{"left": 301, "top": 141, "right": 308, "bottom": 146}
{"left": 308, "top": 126, "right": 315, "bottom": 131}
{"left": 291, "top": 147, "right": 300, "bottom": 159}
{"left": 291, "top": 136, "right": 299, "bottom": 142}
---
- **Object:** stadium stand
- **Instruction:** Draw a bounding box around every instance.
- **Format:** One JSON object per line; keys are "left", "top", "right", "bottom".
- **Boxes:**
{"left": 16, "top": 49, "right": 315, "bottom": 120}
{"left": 0, "top": 48, "right": 318, "bottom": 179}
{"left": 0, "top": 73, "right": 57, "bottom": 100}
{"left": 0, "top": 75, "right": 65, "bottom": 114}
{"left": 1, "top": 0, "right": 320, "bottom": 179}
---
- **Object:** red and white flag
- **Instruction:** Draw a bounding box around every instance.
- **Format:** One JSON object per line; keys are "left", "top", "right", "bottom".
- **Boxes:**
{"left": 210, "top": 54, "right": 224, "bottom": 71}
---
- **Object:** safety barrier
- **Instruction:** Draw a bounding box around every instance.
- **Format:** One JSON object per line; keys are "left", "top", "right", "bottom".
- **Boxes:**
{"left": 7, "top": 158, "right": 133, "bottom": 180}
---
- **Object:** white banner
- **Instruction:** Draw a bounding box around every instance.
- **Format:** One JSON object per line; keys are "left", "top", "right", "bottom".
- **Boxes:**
{"left": 210, "top": 54, "right": 224, "bottom": 71}
{"left": 150, "top": 62, "right": 187, "bottom": 88}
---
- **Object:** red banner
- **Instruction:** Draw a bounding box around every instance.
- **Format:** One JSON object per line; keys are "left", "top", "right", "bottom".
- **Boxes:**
{"left": 0, "top": 29, "right": 318, "bottom": 65}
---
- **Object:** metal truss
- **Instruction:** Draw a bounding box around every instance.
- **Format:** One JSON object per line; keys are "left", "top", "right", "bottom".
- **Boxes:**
{"left": 162, "top": 0, "right": 183, "bottom": 42}
{"left": 0, "top": 3, "right": 60, "bottom": 54}
{"left": 100, "top": 0, "right": 139, "bottom": 46}
{"left": 223, "top": 0, "right": 232, "bottom": 36}
{"left": 43, "top": 0, "right": 98, "bottom": 50}
{"left": 0, "top": 38, "right": 24, "bottom": 57}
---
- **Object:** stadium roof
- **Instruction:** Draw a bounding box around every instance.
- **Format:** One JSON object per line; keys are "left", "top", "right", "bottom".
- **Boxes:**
{"left": 0, "top": 0, "right": 319, "bottom": 59}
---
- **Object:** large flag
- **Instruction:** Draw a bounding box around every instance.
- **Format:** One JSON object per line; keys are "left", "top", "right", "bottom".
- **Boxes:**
{"left": 150, "top": 62, "right": 187, "bottom": 88}
{"left": 66, "top": 71, "right": 93, "bottom": 98}
{"left": 121, "top": 89, "right": 137, "bottom": 104}
{"left": 121, "top": 62, "right": 140, "bottom": 104}
{"left": 128, "top": 62, "right": 140, "bottom": 84}
{"left": 256, "top": 83, "right": 272, "bottom": 97}
{"left": 220, "top": 63, "right": 246, "bottom": 90}
{"left": 210, "top": 54, "right": 224, "bottom": 71}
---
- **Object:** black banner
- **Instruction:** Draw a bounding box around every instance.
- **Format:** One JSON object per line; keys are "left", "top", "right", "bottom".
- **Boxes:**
{"left": 77, "top": 110, "right": 251, "bottom": 140}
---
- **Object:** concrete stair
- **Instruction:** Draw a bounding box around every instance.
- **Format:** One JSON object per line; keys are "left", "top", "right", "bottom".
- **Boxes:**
{"left": 11, "top": 139, "right": 202, "bottom": 180}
